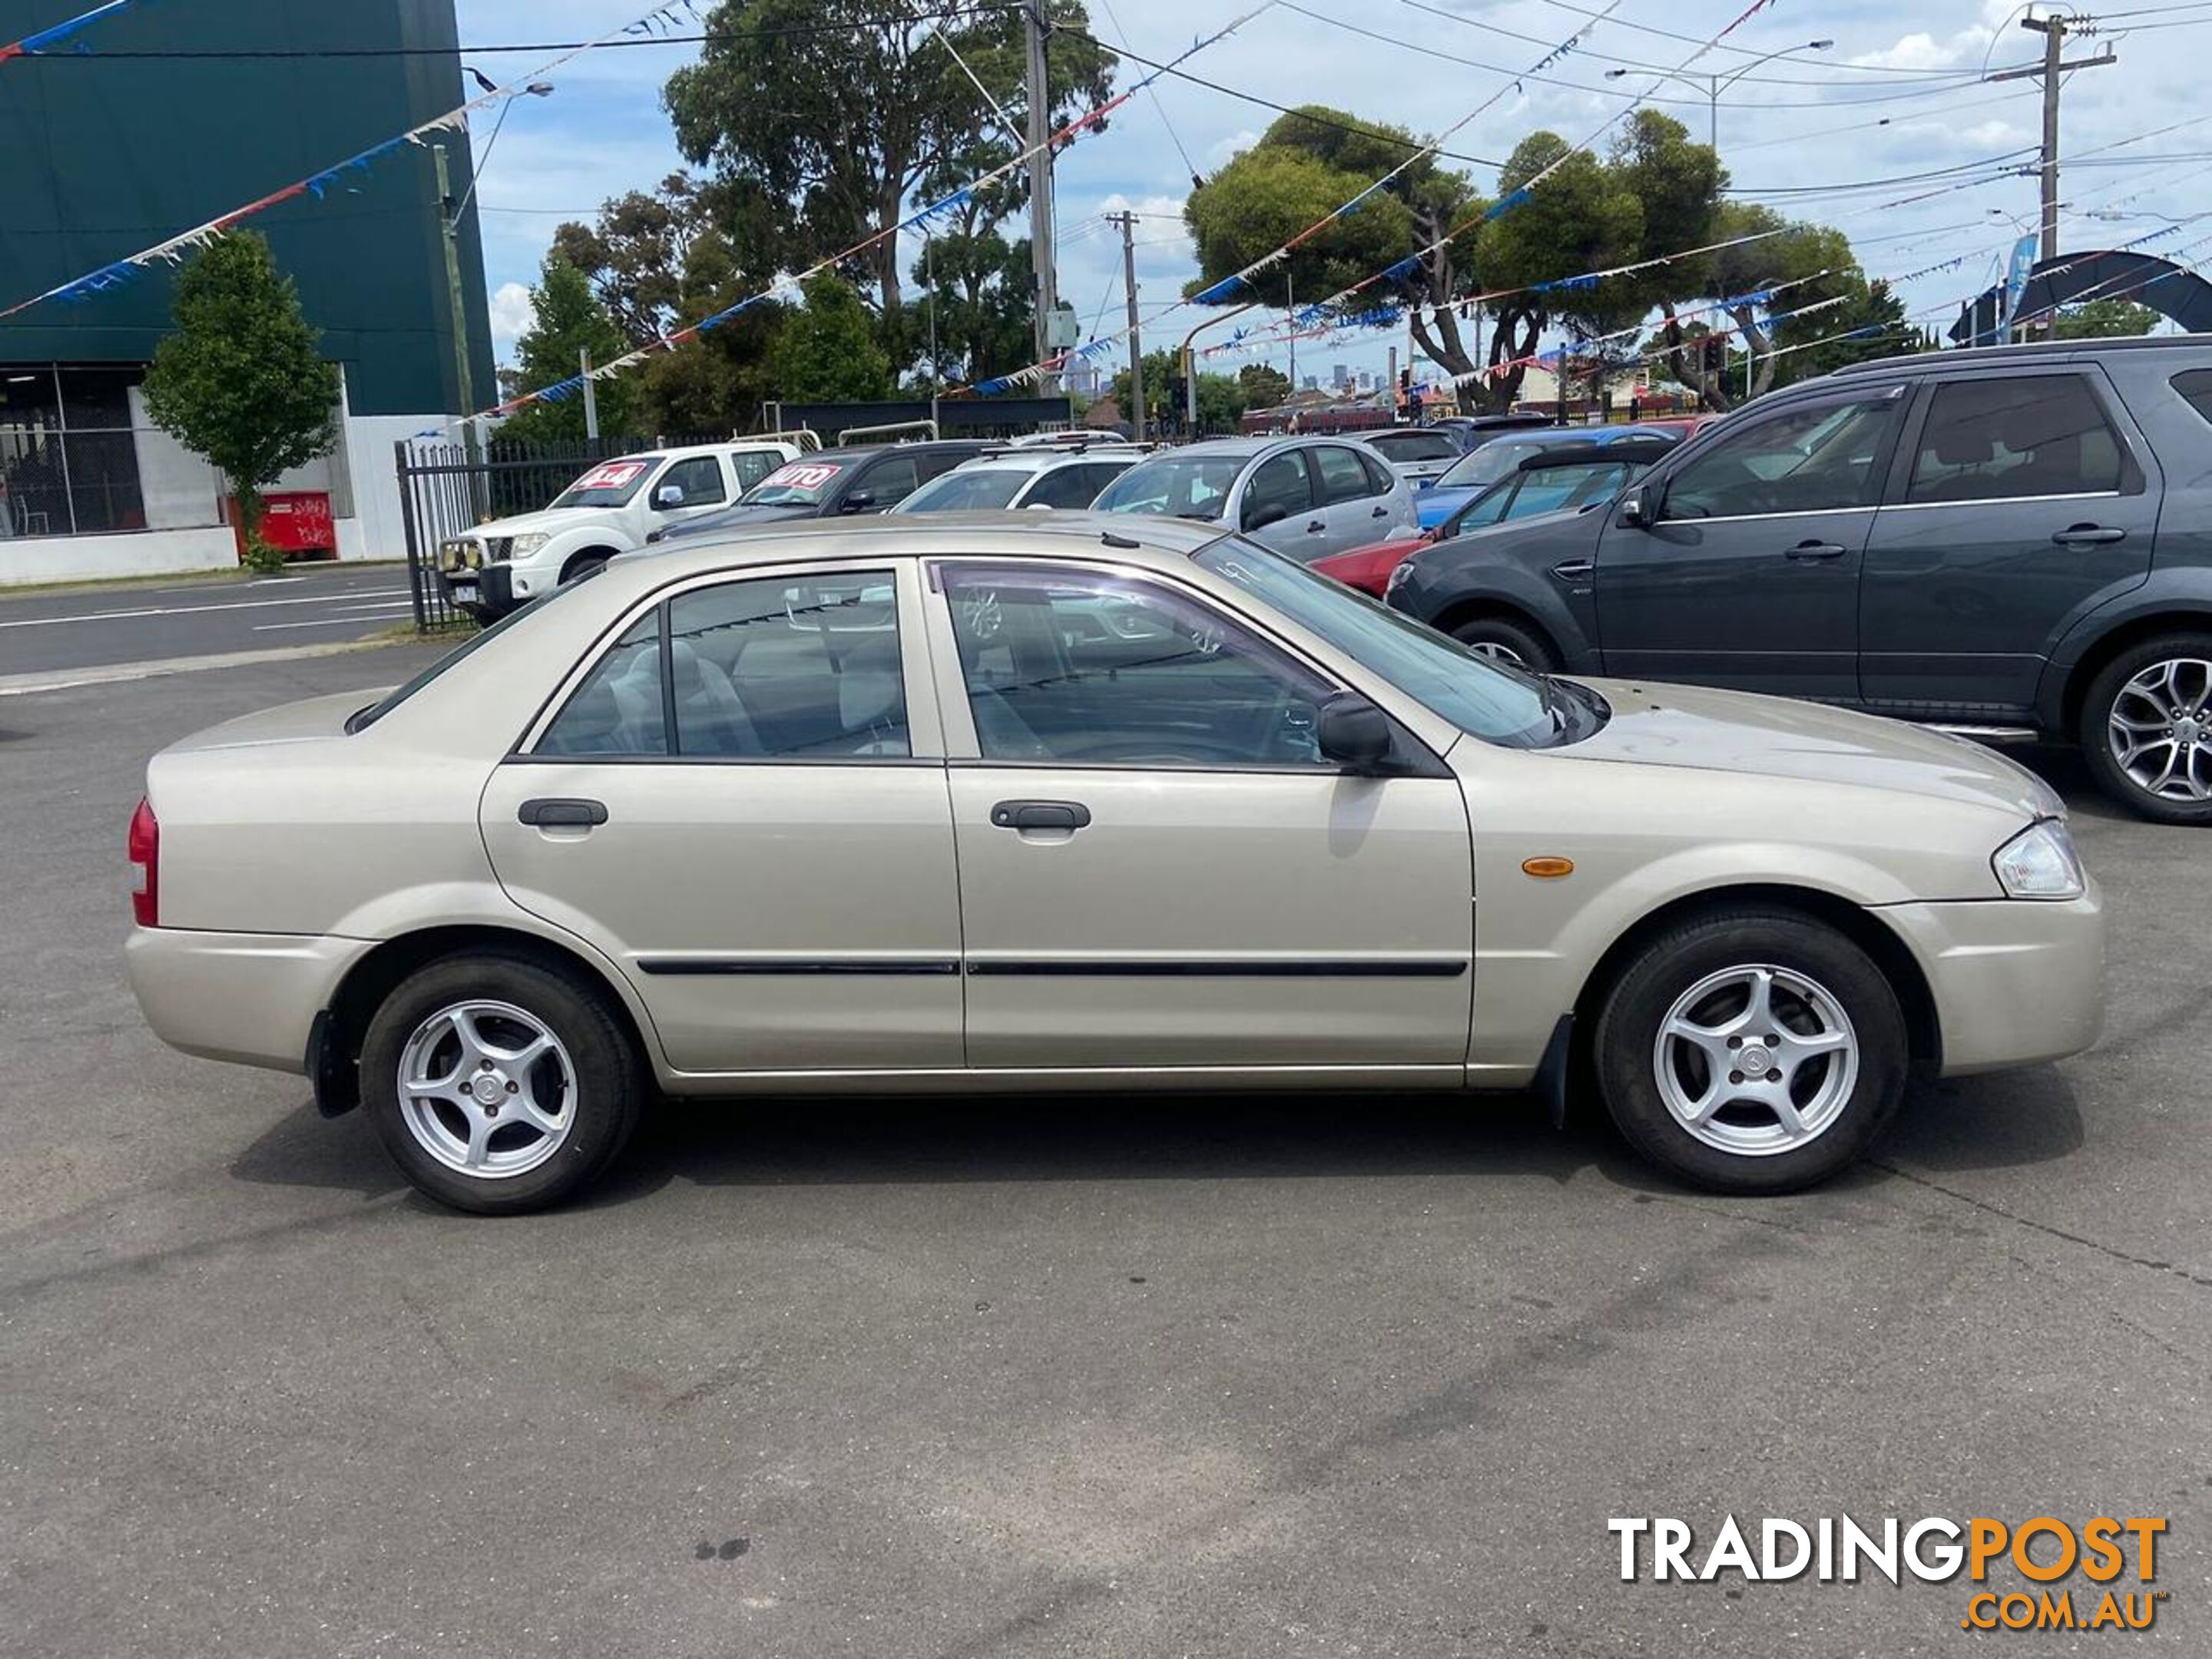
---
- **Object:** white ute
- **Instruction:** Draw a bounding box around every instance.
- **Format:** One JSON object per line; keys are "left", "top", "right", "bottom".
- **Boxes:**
{"left": 439, "top": 439, "right": 808, "bottom": 618}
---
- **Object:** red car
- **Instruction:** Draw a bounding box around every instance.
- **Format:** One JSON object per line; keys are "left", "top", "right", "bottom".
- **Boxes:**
{"left": 1311, "top": 532, "right": 1429, "bottom": 598}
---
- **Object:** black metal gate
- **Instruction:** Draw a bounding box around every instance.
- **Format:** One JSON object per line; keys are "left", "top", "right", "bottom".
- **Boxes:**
{"left": 394, "top": 436, "right": 651, "bottom": 631}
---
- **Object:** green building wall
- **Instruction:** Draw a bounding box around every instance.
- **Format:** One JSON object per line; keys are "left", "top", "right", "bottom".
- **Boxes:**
{"left": 0, "top": 0, "right": 493, "bottom": 418}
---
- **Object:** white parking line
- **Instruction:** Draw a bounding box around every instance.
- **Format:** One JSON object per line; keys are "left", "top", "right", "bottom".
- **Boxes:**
{"left": 253, "top": 607, "right": 415, "bottom": 632}
{"left": 0, "top": 586, "right": 409, "bottom": 629}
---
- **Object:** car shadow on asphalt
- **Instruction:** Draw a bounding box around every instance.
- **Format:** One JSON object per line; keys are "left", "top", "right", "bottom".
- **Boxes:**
{"left": 226, "top": 1065, "right": 2085, "bottom": 1213}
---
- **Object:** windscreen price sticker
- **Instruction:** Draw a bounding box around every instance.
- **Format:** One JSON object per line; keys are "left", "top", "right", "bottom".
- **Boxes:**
{"left": 575, "top": 461, "right": 648, "bottom": 492}
{"left": 763, "top": 463, "right": 842, "bottom": 490}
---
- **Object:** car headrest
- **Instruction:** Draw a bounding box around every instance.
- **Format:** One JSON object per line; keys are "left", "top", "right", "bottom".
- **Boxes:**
{"left": 1929, "top": 421, "right": 1994, "bottom": 467}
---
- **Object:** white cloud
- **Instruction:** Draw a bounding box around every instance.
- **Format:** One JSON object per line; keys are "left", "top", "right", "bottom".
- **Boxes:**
{"left": 1207, "top": 128, "right": 1260, "bottom": 167}
{"left": 488, "top": 281, "right": 535, "bottom": 352}
{"left": 1848, "top": 31, "right": 1979, "bottom": 72}
{"left": 1962, "top": 118, "right": 2029, "bottom": 147}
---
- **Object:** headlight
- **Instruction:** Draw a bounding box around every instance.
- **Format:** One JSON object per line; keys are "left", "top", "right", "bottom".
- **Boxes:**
{"left": 1992, "top": 820, "right": 2085, "bottom": 900}
{"left": 509, "top": 531, "right": 552, "bottom": 558}
{"left": 439, "top": 538, "right": 478, "bottom": 569}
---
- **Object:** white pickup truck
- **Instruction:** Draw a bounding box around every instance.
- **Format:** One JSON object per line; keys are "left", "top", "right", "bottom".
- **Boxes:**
{"left": 439, "top": 439, "right": 806, "bottom": 619}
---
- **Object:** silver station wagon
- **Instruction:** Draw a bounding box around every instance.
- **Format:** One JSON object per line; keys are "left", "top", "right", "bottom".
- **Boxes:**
{"left": 127, "top": 515, "right": 2104, "bottom": 1213}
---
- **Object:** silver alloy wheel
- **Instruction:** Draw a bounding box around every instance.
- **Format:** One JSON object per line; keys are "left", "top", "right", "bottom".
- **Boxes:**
{"left": 1467, "top": 639, "right": 1526, "bottom": 666}
{"left": 1651, "top": 965, "right": 1859, "bottom": 1157}
{"left": 2108, "top": 657, "right": 2212, "bottom": 802}
{"left": 396, "top": 999, "right": 576, "bottom": 1179}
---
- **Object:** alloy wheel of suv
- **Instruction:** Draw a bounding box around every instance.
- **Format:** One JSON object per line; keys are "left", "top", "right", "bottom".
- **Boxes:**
{"left": 1449, "top": 616, "right": 1558, "bottom": 672}
{"left": 2081, "top": 632, "right": 2212, "bottom": 824}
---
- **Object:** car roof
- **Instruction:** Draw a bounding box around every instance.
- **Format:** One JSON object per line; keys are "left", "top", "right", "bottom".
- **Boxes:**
{"left": 616, "top": 511, "right": 1224, "bottom": 573}
{"left": 1148, "top": 435, "right": 1370, "bottom": 461}
{"left": 799, "top": 440, "right": 994, "bottom": 463}
{"left": 950, "top": 448, "right": 1145, "bottom": 475}
{"left": 1826, "top": 335, "right": 2212, "bottom": 379}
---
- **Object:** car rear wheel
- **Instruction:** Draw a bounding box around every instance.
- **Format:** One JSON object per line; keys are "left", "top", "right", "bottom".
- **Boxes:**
{"left": 2079, "top": 633, "right": 2212, "bottom": 824}
{"left": 359, "top": 953, "right": 643, "bottom": 1214}
{"left": 1449, "top": 615, "right": 1558, "bottom": 672}
{"left": 1591, "top": 910, "right": 1908, "bottom": 1194}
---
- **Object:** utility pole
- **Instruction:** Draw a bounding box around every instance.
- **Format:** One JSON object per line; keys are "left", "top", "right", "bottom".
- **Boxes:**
{"left": 1024, "top": 2, "right": 1059, "bottom": 391}
{"left": 1285, "top": 271, "right": 1296, "bottom": 398}
{"left": 431, "top": 145, "right": 476, "bottom": 435}
{"left": 1990, "top": 15, "right": 2116, "bottom": 269}
{"left": 1111, "top": 211, "right": 1143, "bottom": 441}
{"left": 580, "top": 348, "right": 599, "bottom": 441}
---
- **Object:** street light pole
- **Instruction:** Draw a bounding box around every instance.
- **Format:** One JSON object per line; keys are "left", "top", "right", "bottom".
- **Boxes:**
{"left": 1606, "top": 41, "right": 1832, "bottom": 151}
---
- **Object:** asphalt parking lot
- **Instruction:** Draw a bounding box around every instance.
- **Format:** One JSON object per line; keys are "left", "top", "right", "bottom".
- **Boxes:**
{"left": 3, "top": 644, "right": 2206, "bottom": 1657}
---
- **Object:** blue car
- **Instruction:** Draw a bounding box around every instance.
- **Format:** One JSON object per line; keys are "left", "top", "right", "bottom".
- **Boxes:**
{"left": 1414, "top": 424, "right": 1685, "bottom": 529}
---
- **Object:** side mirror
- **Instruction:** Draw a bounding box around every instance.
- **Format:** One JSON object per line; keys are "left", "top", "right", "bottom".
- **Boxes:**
{"left": 1422, "top": 525, "right": 1442, "bottom": 543}
{"left": 1244, "top": 502, "right": 1289, "bottom": 532}
{"left": 1617, "top": 488, "right": 1650, "bottom": 528}
{"left": 653, "top": 483, "right": 686, "bottom": 509}
{"left": 1316, "top": 693, "right": 1394, "bottom": 772}
{"left": 839, "top": 489, "right": 878, "bottom": 514}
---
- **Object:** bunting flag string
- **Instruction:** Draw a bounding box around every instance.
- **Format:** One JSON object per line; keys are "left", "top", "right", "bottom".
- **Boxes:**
{"left": 483, "top": 2, "right": 1278, "bottom": 420}
{"left": 0, "top": 0, "right": 149, "bottom": 65}
{"left": 0, "top": 2, "right": 713, "bottom": 321}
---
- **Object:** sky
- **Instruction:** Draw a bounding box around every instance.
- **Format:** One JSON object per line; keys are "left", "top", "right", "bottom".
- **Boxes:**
{"left": 453, "top": 0, "right": 2212, "bottom": 389}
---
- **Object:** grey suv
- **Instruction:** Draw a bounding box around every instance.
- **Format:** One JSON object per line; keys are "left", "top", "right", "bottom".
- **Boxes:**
{"left": 1093, "top": 435, "right": 1422, "bottom": 561}
{"left": 1386, "top": 337, "right": 2212, "bottom": 823}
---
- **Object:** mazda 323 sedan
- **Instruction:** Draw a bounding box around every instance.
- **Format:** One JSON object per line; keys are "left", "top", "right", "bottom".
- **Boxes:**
{"left": 127, "top": 515, "right": 2104, "bottom": 1212}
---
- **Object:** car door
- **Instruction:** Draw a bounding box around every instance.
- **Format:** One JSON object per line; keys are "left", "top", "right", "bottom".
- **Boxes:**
{"left": 1233, "top": 449, "right": 1324, "bottom": 558}
{"left": 1593, "top": 385, "right": 1909, "bottom": 700}
{"left": 926, "top": 558, "right": 1473, "bottom": 1072}
{"left": 477, "top": 560, "right": 963, "bottom": 1076}
{"left": 1859, "top": 367, "right": 2159, "bottom": 718}
{"left": 647, "top": 454, "right": 731, "bottom": 532}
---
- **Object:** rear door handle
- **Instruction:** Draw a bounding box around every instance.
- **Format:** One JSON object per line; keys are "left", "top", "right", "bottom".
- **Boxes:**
{"left": 1785, "top": 541, "right": 1848, "bottom": 561}
{"left": 2053, "top": 524, "right": 2127, "bottom": 545}
{"left": 990, "top": 799, "right": 1091, "bottom": 832}
{"left": 518, "top": 797, "right": 608, "bottom": 828}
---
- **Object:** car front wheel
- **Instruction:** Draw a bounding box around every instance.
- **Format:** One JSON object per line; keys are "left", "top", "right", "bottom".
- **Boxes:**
{"left": 2080, "top": 634, "right": 2212, "bottom": 824}
{"left": 359, "top": 953, "right": 644, "bottom": 1214}
{"left": 1449, "top": 614, "right": 1558, "bottom": 671}
{"left": 1591, "top": 910, "right": 1908, "bottom": 1194}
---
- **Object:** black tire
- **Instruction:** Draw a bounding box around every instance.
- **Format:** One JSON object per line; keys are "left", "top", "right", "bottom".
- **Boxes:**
{"left": 1449, "top": 614, "right": 1558, "bottom": 672}
{"left": 1590, "top": 909, "right": 1908, "bottom": 1195}
{"left": 359, "top": 953, "right": 643, "bottom": 1214}
{"left": 2078, "top": 631, "right": 2212, "bottom": 825}
{"left": 560, "top": 551, "right": 613, "bottom": 586}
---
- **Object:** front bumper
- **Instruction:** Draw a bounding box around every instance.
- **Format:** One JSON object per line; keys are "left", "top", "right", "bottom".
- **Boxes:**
{"left": 127, "top": 927, "right": 375, "bottom": 1073}
{"left": 1876, "top": 885, "right": 2107, "bottom": 1075}
{"left": 440, "top": 560, "right": 519, "bottom": 618}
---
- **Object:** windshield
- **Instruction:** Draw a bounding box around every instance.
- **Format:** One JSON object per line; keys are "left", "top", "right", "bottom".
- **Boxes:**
{"left": 896, "top": 468, "right": 1028, "bottom": 512}
{"left": 346, "top": 585, "right": 584, "bottom": 732}
{"left": 548, "top": 455, "right": 664, "bottom": 509}
{"left": 742, "top": 459, "right": 848, "bottom": 506}
{"left": 1434, "top": 440, "right": 1558, "bottom": 492}
{"left": 1093, "top": 455, "right": 1248, "bottom": 521}
{"left": 1194, "top": 536, "right": 1576, "bottom": 748}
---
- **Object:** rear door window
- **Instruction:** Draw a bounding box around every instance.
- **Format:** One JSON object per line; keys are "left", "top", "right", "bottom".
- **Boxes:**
{"left": 1315, "top": 444, "right": 1381, "bottom": 505}
{"left": 1906, "top": 374, "right": 2126, "bottom": 502}
{"left": 1025, "top": 463, "right": 1121, "bottom": 508}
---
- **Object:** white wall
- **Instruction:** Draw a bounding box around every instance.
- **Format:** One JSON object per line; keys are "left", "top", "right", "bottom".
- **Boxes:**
{"left": 0, "top": 524, "right": 237, "bottom": 584}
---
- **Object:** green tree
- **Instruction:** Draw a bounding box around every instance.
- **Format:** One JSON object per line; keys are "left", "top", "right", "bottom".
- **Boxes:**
{"left": 634, "top": 230, "right": 786, "bottom": 435}
{"left": 498, "top": 253, "right": 637, "bottom": 442}
{"left": 1184, "top": 108, "right": 1485, "bottom": 396}
{"left": 1106, "top": 351, "right": 1247, "bottom": 435}
{"left": 770, "top": 273, "right": 893, "bottom": 400}
{"left": 142, "top": 231, "right": 339, "bottom": 570}
{"left": 1767, "top": 279, "right": 1916, "bottom": 387}
{"left": 664, "top": 0, "right": 1114, "bottom": 320}
{"left": 909, "top": 217, "right": 1035, "bottom": 386}
{"left": 1238, "top": 362, "right": 1291, "bottom": 408}
{"left": 1657, "top": 204, "right": 1860, "bottom": 409}
{"left": 2052, "top": 298, "right": 2160, "bottom": 339}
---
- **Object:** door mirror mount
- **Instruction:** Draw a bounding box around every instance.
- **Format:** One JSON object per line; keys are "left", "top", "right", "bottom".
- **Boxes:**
{"left": 1617, "top": 488, "right": 1650, "bottom": 528}
{"left": 1316, "top": 693, "right": 1396, "bottom": 773}
{"left": 839, "top": 489, "right": 877, "bottom": 514}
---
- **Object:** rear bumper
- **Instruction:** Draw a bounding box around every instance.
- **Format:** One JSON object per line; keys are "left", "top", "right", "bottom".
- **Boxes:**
{"left": 1877, "top": 887, "right": 2106, "bottom": 1075}
{"left": 127, "top": 927, "right": 375, "bottom": 1073}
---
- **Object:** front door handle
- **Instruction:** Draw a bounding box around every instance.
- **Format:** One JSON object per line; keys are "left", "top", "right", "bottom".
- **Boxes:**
{"left": 2053, "top": 524, "right": 2127, "bottom": 545}
{"left": 991, "top": 799, "right": 1091, "bottom": 833}
{"left": 518, "top": 797, "right": 608, "bottom": 828}
{"left": 1304, "top": 518, "right": 1327, "bottom": 534}
{"left": 1785, "top": 541, "right": 1848, "bottom": 561}
{"left": 1371, "top": 504, "right": 1390, "bottom": 518}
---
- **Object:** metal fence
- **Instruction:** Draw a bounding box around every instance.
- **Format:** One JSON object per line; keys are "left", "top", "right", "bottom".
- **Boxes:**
{"left": 397, "top": 435, "right": 668, "bottom": 631}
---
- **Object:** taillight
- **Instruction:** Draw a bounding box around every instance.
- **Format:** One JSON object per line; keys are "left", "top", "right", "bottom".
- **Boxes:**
{"left": 127, "top": 796, "right": 159, "bottom": 928}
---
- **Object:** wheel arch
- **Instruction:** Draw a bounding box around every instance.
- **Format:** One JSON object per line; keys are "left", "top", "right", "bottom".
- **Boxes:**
{"left": 2051, "top": 604, "right": 2212, "bottom": 737}
{"left": 316, "top": 924, "right": 661, "bottom": 1116}
{"left": 558, "top": 545, "right": 624, "bottom": 584}
{"left": 1569, "top": 882, "right": 1942, "bottom": 1072}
